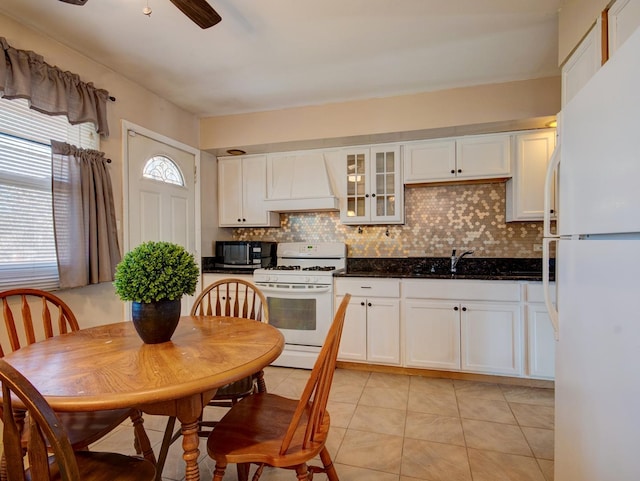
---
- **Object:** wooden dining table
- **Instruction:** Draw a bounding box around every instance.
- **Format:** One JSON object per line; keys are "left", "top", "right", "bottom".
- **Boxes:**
{"left": 2, "top": 315, "right": 284, "bottom": 481}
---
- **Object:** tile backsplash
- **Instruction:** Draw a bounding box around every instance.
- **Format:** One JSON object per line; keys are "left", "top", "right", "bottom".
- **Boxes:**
{"left": 232, "top": 182, "right": 544, "bottom": 258}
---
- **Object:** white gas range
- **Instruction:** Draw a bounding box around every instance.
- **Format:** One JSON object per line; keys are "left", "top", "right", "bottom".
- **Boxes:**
{"left": 253, "top": 242, "right": 346, "bottom": 369}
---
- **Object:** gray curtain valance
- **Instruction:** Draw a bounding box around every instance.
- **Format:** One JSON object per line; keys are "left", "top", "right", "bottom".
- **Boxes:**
{"left": 0, "top": 37, "right": 110, "bottom": 137}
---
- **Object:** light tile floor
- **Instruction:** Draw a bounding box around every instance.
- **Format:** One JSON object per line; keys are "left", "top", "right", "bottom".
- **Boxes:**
{"left": 92, "top": 366, "right": 555, "bottom": 481}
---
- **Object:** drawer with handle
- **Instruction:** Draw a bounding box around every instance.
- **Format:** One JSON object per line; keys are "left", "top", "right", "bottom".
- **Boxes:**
{"left": 335, "top": 278, "right": 400, "bottom": 297}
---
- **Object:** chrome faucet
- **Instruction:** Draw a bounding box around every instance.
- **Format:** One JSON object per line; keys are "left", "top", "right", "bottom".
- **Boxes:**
{"left": 451, "top": 249, "right": 474, "bottom": 273}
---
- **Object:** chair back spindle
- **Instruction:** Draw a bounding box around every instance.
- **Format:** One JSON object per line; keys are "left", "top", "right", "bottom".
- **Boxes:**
{"left": 0, "top": 289, "right": 79, "bottom": 357}
{"left": 191, "top": 279, "right": 267, "bottom": 322}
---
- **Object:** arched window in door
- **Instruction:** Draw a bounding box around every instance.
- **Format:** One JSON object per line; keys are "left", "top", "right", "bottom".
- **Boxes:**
{"left": 142, "top": 155, "right": 185, "bottom": 186}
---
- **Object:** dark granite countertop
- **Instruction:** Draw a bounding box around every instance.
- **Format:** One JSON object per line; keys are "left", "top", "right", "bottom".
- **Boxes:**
{"left": 203, "top": 256, "right": 555, "bottom": 281}
{"left": 201, "top": 257, "right": 260, "bottom": 275}
{"left": 337, "top": 257, "right": 555, "bottom": 282}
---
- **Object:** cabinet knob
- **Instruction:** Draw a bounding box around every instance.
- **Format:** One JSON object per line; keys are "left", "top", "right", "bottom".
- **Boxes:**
{"left": 371, "top": 193, "right": 376, "bottom": 198}
{"left": 368, "top": 302, "right": 372, "bottom": 307}
{"left": 365, "top": 194, "right": 370, "bottom": 198}
{"left": 450, "top": 169, "right": 455, "bottom": 174}
{"left": 457, "top": 169, "right": 462, "bottom": 173}
{"left": 550, "top": 209, "right": 555, "bottom": 214}
{"left": 361, "top": 302, "right": 365, "bottom": 306}
{"left": 237, "top": 218, "right": 241, "bottom": 222}
{"left": 242, "top": 218, "right": 246, "bottom": 222}
{"left": 454, "top": 306, "right": 459, "bottom": 311}
{"left": 462, "top": 307, "right": 467, "bottom": 312}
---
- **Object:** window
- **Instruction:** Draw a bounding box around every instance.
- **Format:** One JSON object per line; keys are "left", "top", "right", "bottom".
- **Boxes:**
{"left": 0, "top": 98, "right": 99, "bottom": 290}
{"left": 142, "top": 155, "right": 185, "bottom": 186}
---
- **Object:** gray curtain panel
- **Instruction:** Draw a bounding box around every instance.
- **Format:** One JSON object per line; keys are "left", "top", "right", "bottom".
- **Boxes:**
{"left": 51, "top": 141, "right": 121, "bottom": 288}
{"left": 0, "top": 37, "right": 110, "bottom": 136}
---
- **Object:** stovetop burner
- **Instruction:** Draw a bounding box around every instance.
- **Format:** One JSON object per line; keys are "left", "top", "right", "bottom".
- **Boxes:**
{"left": 253, "top": 242, "right": 346, "bottom": 282}
{"left": 263, "top": 265, "right": 337, "bottom": 272}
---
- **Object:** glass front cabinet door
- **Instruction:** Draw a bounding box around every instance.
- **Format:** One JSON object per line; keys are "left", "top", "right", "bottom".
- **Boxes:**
{"left": 342, "top": 145, "right": 403, "bottom": 224}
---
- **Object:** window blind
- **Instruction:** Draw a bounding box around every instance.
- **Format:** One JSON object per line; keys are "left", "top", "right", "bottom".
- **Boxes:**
{"left": 0, "top": 98, "right": 99, "bottom": 290}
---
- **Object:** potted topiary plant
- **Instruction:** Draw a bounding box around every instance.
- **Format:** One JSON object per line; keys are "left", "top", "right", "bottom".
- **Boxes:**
{"left": 114, "top": 241, "right": 199, "bottom": 344}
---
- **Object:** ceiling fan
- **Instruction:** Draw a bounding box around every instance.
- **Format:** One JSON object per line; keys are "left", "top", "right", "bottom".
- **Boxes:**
{"left": 59, "top": 0, "right": 222, "bottom": 29}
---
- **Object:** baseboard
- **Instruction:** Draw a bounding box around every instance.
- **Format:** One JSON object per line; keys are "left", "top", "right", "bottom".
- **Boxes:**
{"left": 335, "top": 361, "right": 555, "bottom": 389}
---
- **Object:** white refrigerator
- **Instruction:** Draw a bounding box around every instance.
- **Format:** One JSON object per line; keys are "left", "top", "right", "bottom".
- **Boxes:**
{"left": 543, "top": 26, "right": 640, "bottom": 481}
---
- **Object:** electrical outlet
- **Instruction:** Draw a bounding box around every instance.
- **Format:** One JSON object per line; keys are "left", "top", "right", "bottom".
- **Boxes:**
{"left": 533, "top": 244, "right": 543, "bottom": 252}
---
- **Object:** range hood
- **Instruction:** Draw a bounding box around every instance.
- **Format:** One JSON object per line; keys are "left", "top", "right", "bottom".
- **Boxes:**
{"left": 264, "top": 152, "right": 339, "bottom": 212}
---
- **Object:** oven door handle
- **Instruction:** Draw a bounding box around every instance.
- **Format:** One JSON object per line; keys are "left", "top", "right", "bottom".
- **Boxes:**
{"left": 256, "top": 284, "right": 332, "bottom": 294}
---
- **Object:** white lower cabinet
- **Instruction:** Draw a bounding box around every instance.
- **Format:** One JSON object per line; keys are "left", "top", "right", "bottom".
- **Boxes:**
{"left": 526, "top": 303, "right": 556, "bottom": 379}
{"left": 460, "top": 302, "right": 523, "bottom": 376}
{"left": 336, "top": 278, "right": 400, "bottom": 365}
{"left": 525, "top": 282, "right": 556, "bottom": 380}
{"left": 335, "top": 277, "right": 551, "bottom": 380}
{"left": 403, "top": 300, "right": 460, "bottom": 370}
{"left": 402, "top": 279, "right": 523, "bottom": 377}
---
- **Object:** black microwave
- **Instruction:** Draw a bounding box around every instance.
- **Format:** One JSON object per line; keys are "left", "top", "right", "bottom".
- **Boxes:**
{"left": 214, "top": 241, "right": 277, "bottom": 269}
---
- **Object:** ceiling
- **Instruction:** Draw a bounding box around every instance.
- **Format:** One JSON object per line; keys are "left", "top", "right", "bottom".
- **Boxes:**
{"left": 0, "top": 0, "right": 561, "bottom": 118}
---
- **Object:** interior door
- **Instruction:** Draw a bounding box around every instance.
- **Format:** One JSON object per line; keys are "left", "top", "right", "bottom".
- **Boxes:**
{"left": 125, "top": 127, "right": 199, "bottom": 315}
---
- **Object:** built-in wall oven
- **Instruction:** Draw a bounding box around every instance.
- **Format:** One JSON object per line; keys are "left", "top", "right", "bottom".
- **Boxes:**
{"left": 253, "top": 242, "right": 346, "bottom": 369}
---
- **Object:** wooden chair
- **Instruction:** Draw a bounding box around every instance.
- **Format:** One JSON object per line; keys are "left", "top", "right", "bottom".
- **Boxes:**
{"left": 191, "top": 278, "right": 269, "bottom": 398}
{"left": 157, "top": 278, "right": 269, "bottom": 476}
{"left": 0, "top": 288, "right": 155, "bottom": 480}
{"left": 205, "top": 294, "right": 351, "bottom": 481}
{"left": 0, "top": 358, "right": 156, "bottom": 481}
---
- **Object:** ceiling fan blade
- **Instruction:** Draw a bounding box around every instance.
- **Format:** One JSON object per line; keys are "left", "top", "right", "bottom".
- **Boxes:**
{"left": 58, "top": 0, "right": 89, "bottom": 5}
{"left": 169, "top": 0, "right": 222, "bottom": 29}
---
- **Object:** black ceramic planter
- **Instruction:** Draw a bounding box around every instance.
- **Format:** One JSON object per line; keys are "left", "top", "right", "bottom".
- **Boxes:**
{"left": 131, "top": 299, "right": 181, "bottom": 344}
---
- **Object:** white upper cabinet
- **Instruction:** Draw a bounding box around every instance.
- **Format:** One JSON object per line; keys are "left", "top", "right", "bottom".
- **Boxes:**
{"left": 403, "top": 133, "right": 510, "bottom": 184}
{"left": 562, "top": 18, "right": 602, "bottom": 107}
{"left": 341, "top": 144, "right": 404, "bottom": 225}
{"left": 403, "top": 139, "right": 456, "bottom": 182}
{"left": 506, "top": 129, "right": 557, "bottom": 222}
{"left": 218, "top": 155, "right": 280, "bottom": 227}
{"left": 456, "top": 134, "right": 511, "bottom": 179}
{"left": 608, "top": 0, "right": 640, "bottom": 56}
{"left": 563, "top": 2, "right": 640, "bottom": 106}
